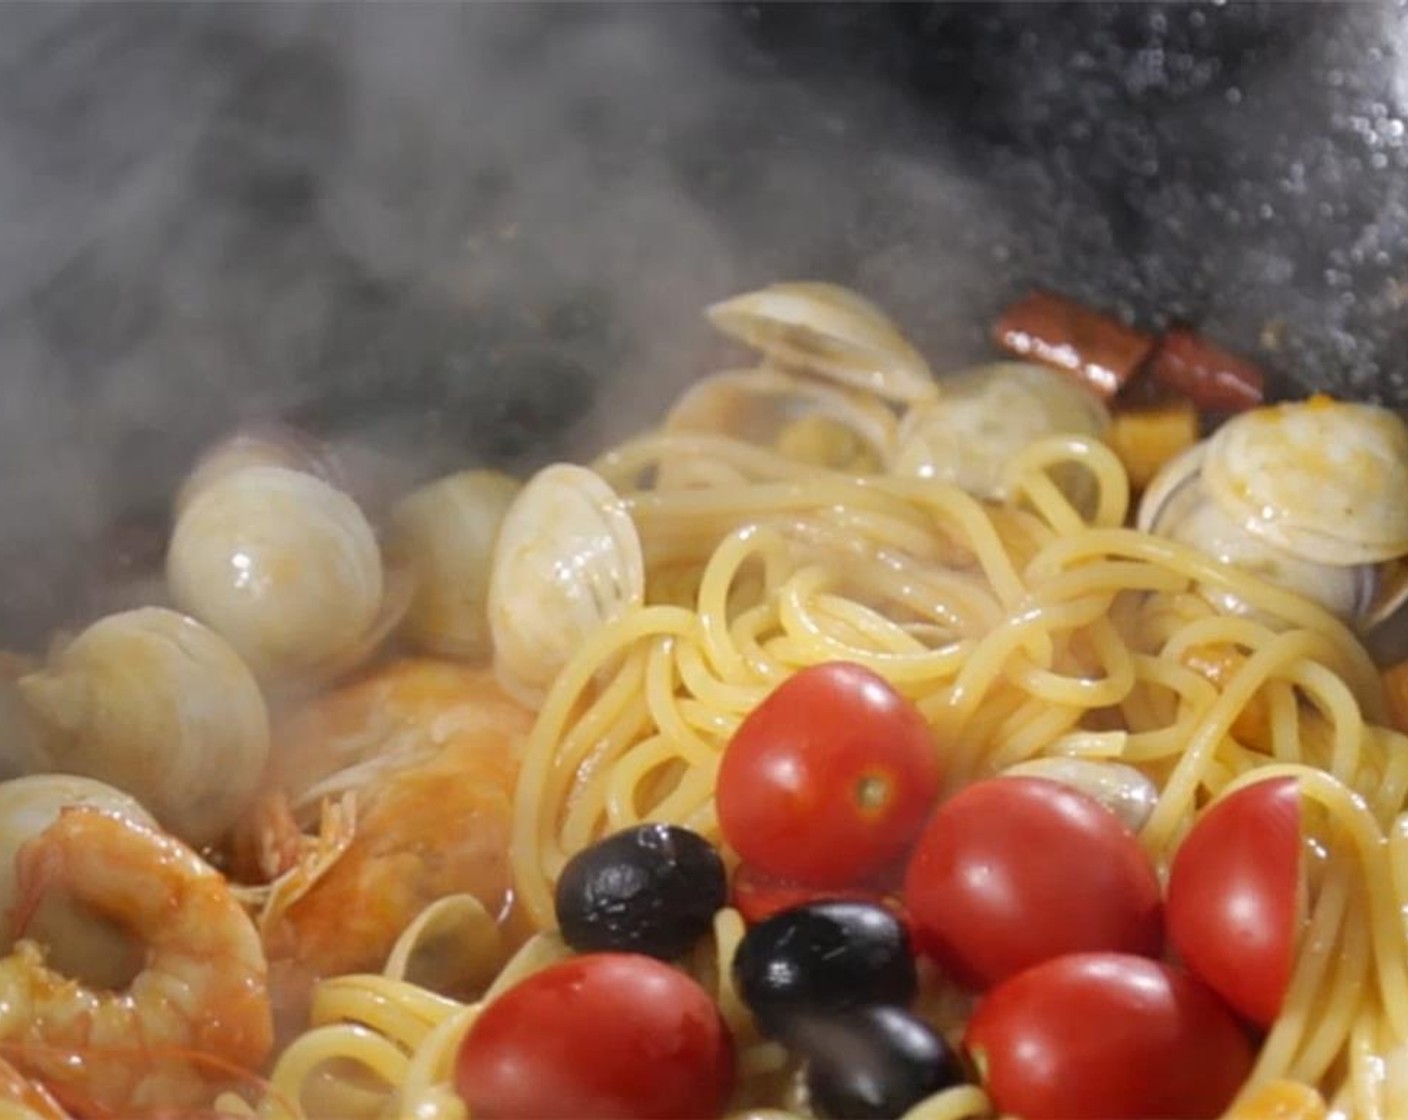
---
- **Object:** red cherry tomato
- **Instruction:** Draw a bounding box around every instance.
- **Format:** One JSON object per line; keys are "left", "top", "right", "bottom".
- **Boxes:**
{"left": 454, "top": 952, "right": 735, "bottom": 1119}
{"left": 902, "top": 776, "right": 1162, "bottom": 989}
{"left": 965, "top": 952, "right": 1255, "bottom": 1120}
{"left": 1167, "top": 776, "right": 1302, "bottom": 1028}
{"left": 717, "top": 662, "right": 942, "bottom": 889}
{"left": 731, "top": 862, "right": 907, "bottom": 928}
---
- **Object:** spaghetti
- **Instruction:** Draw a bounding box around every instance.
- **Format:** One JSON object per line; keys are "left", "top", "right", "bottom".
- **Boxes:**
{"left": 232, "top": 309, "right": 1408, "bottom": 1118}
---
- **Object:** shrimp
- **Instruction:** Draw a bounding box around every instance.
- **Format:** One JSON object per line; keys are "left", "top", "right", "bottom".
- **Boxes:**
{"left": 0, "top": 1055, "right": 70, "bottom": 1120}
{"left": 0, "top": 807, "right": 273, "bottom": 1118}
{"left": 234, "top": 660, "right": 533, "bottom": 1002}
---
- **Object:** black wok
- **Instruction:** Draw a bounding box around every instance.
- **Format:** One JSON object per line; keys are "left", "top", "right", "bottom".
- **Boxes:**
{"left": 1, "top": 1, "right": 1405, "bottom": 644}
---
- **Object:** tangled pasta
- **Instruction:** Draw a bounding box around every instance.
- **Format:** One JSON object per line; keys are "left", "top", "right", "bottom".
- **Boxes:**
{"left": 6, "top": 282, "right": 1408, "bottom": 1120}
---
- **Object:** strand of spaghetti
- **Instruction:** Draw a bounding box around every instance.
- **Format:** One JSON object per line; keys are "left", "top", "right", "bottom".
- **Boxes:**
{"left": 722, "top": 602, "right": 789, "bottom": 684}
{"left": 773, "top": 569, "right": 970, "bottom": 681}
{"left": 397, "top": 1001, "right": 480, "bottom": 1120}
{"left": 675, "top": 632, "right": 773, "bottom": 713}
{"left": 1249, "top": 846, "right": 1353, "bottom": 1085}
{"left": 625, "top": 477, "right": 933, "bottom": 533}
{"left": 264, "top": 1024, "right": 408, "bottom": 1117}
{"left": 513, "top": 609, "right": 699, "bottom": 923}
{"left": 809, "top": 502, "right": 964, "bottom": 562}
{"left": 596, "top": 431, "right": 867, "bottom": 488}
{"left": 1368, "top": 729, "right": 1408, "bottom": 822}
{"left": 1347, "top": 1007, "right": 1388, "bottom": 1120}
{"left": 877, "top": 478, "right": 1029, "bottom": 609}
{"left": 1024, "top": 559, "right": 1187, "bottom": 605}
{"left": 1003, "top": 615, "right": 1136, "bottom": 709}
{"left": 697, "top": 526, "right": 794, "bottom": 682}
{"left": 899, "top": 1084, "right": 994, "bottom": 1120}
{"left": 1284, "top": 660, "right": 1366, "bottom": 791}
{"left": 1230, "top": 764, "right": 1408, "bottom": 1043}
{"left": 643, "top": 636, "right": 720, "bottom": 766}
{"left": 558, "top": 687, "right": 656, "bottom": 858}
{"left": 1030, "top": 527, "right": 1382, "bottom": 709}
{"left": 988, "top": 700, "right": 1085, "bottom": 770}
{"left": 605, "top": 731, "right": 718, "bottom": 828}
{"left": 943, "top": 594, "right": 1122, "bottom": 734}
{"left": 1141, "top": 630, "right": 1340, "bottom": 851}
{"left": 1004, "top": 433, "right": 1131, "bottom": 532}
{"left": 310, "top": 975, "right": 460, "bottom": 1052}
{"left": 1264, "top": 678, "right": 1302, "bottom": 762}
{"left": 1290, "top": 876, "right": 1369, "bottom": 1086}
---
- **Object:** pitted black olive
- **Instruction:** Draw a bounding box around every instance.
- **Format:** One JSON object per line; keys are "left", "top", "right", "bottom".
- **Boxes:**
{"left": 731, "top": 900, "right": 916, "bottom": 1039}
{"left": 553, "top": 822, "right": 727, "bottom": 958}
{"left": 797, "top": 1005, "right": 967, "bottom": 1120}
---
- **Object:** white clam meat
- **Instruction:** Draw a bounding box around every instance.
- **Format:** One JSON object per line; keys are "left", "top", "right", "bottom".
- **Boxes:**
{"left": 167, "top": 464, "right": 386, "bottom": 681}
{"left": 1199, "top": 399, "right": 1408, "bottom": 566}
{"left": 389, "top": 469, "right": 523, "bottom": 659}
{"left": 1137, "top": 436, "right": 1379, "bottom": 625}
{"left": 664, "top": 367, "right": 899, "bottom": 470}
{"left": 706, "top": 281, "right": 937, "bottom": 403}
{"left": 488, "top": 463, "right": 645, "bottom": 704}
{"left": 0, "top": 774, "right": 156, "bottom": 986}
{"left": 16, "top": 607, "right": 269, "bottom": 846}
{"left": 892, "top": 362, "right": 1109, "bottom": 501}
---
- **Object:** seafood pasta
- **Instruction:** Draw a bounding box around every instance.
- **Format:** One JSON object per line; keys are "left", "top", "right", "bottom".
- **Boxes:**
{"left": 1, "top": 281, "right": 1407, "bottom": 1119}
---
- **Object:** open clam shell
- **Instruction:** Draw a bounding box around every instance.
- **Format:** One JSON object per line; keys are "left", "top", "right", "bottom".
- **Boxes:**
{"left": 487, "top": 463, "right": 645, "bottom": 705}
{"left": 1139, "top": 443, "right": 1377, "bottom": 625}
{"left": 893, "top": 361, "right": 1109, "bottom": 500}
{"left": 1199, "top": 399, "right": 1408, "bottom": 567}
{"left": 705, "top": 281, "right": 937, "bottom": 404}
{"left": 664, "top": 367, "right": 899, "bottom": 470}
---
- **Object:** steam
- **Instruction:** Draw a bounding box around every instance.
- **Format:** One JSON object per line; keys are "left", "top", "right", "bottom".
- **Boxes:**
{"left": 2, "top": 4, "right": 1408, "bottom": 643}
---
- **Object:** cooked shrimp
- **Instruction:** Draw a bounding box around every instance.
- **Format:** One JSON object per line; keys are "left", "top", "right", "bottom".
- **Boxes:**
{"left": 237, "top": 660, "right": 533, "bottom": 996}
{"left": 0, "top": 1055, "right": 70, "bottom": 1120}
{"left": 0, "top": 807, "right": 273, "bottom": 1118}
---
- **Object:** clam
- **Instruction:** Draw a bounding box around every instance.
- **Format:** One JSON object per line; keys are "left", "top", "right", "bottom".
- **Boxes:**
{"left": 706, "top": 281, "right": 937, "bottom": 403}
{"left": 487, "top": 463, "right": 645, "bottom": 704}
{"left": 167, "top": 465, "right": 390, "bottom": 683}
{"left": 664, "top": 367, "right": 899, "bottom": 471}
{"left": 388, "top": 469, "right": 523, "bottom": 659}
{"left": 892, "top": 362, "right": 1110, "bottom": 501}
{"left": 16, "top": 607, "right": 270, "bottom": 846}
{"left": 1199, "top": 398, "right": 1408, "bottom": 566}
{"left": 0, "top": 774, "right": 156, "bottom": 986}
{"left": 175, "top": 423, "right": 342, "bottom": 516}
{"left": 1137, "top": 399, "right": 1408, "bottom": 628}
{"left": 1003, "top": 758, "right": 1159, "bottom": 834}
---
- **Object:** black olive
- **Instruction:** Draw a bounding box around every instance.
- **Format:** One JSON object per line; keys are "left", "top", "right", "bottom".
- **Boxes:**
{"left": 797, "top": 1005, "right": 967, "bottom": 1120}
{"left": 553, "top": 823, "right": 726, "bottom": 959}
{"left": 731, "top": 900, "right": 916, "bottom": 1039}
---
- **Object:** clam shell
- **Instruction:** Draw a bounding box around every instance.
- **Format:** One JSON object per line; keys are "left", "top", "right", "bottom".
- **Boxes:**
{"left": 893, "top": 362, "right": 1109, "bottom": 500}
{"left": 487, "top": 464, "right": 645, "bottom": 705}
{"left": 664, "top": 367, "right": 899, "bottom": 469}
{"left": 1199, "top": 399, "right": 1408, "bottom": 566}
{"left": 706, "top": 282, "right": 936, "bottom": 403}
{"left": 1141, "top": 458, "right": 1375, "bottom": 624}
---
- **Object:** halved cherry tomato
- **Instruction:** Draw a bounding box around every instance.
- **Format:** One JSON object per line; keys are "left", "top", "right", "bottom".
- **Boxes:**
{"left": 454, "top": 952, "right": 734, "bottom": 1119}
{"left": 903, "top": 776, "right": 1162, "bottom": 989}
{"left": 965, "top": 952, "right": 1255, "bottom": 1120}
{"left": 717, "top": 662, "right": 941, "bottom": 889}
{"left": 1167, "top": 776, "right": 1302, "bottom": 1028}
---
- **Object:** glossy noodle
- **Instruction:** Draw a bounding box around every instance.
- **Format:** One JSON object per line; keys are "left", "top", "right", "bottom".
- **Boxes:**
{"left": 6, "top": 284, "right": 1407, "bottom": 1120}
{"left": 223, "top": 384, "right": 1408, "bottom": 1117}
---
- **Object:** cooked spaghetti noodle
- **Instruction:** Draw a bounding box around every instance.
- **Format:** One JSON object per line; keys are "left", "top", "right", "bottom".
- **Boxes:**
{"left": 216, "top": 400, "right": 1408, "bottom": 1119}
